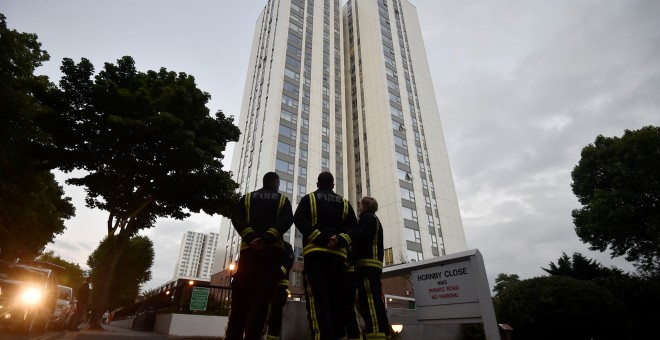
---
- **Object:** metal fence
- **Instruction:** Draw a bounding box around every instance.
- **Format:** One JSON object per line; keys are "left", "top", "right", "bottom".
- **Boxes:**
{"left": 113, "top": 283, "right": 232, "bottom": 321}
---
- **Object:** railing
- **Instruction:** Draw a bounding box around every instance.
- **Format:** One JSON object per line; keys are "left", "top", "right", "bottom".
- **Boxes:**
{"left": 113, "top": 283, "right": 232, "bottom": 320}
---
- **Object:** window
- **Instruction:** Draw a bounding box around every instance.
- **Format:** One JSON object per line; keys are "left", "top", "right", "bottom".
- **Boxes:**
{"left": 394, "top": 135, "right": 407, "bottom": 148}
{"left": 299, "top": 166, "right": 307, "bottom": 178}
{"left": 302, "top": 117, "right": 309, "bottom": 128}
{"left": 407, "top": 250, "right": 423, "bottom": 262}
{"left": 427, "top": 214, "right": 435, "bottom": 227}
{"left": 298, "top": 184, "right": 307, "bottom": 196}
{"left": 400, "top": 187, "right": 415, "bottom": 202}
{"left": 277, "top": 141, "right": 296, "bottom": 156}
{"left": 281, "top": 109, "right": 298, "bottom": 124}
{"left": 284, "top": 68, "right": 300, "bottom": 80}
{"left": 300, "top": 149, "right": 308, "bottom": 161}
{"left": 282, "top": 94, "right": 298, "bottom": 108}
{"left": 283, "top": 80, "right": 299, "bottom": 94}
{"left": 321, "top": 157, "right": 329, "bottom": 169}
{"left": 431, "top": 234, "right": 438, "bottom": 248}
{"left": 279, "top": 125, "right": 297, "bottom": 139}
{"left": 401, "top": 206, "right": 417, "bottom": 222}
{"left": 389, "top": 93, "right": 401, "bottom": 104}
{"left": 396, "top": 151, "right": 410, "bottom": 166}
{"left": 322, "top": 141, "right": 329, "bottom": 152}
{"left": 425, "top": 196, "right": 431, "bottom": 208}
{"left": 390, "top": 106, "right": 403, "bottom": 118}
{"left": 276, "top": 159, "right": 294, "bottom": 174}
{"left": 280, "top": 178, "right": 294, "bottom": 194}
{"left": 301, "top": 132, "right": 309, "bottom": 144}
{"left": 398, "top": 169, "right": 412, "bottom": 182}
{"left": 384, "top": 248, "right": 394, "bottom": 267}
{"left": 392, "top": 119, "right": 405, "bottom": 132}
{"left": 322, "top": 126, "right": 330, "bottom": 137}
{"left": 404, "top": 227, "right": 421, "bottom": 243}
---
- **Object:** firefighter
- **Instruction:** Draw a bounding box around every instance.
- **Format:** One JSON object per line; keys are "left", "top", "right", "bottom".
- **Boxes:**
{"left": 224, "top": 172, "right": 293, "bottom": 340}
{"left": 294, "top": 171, "right": 359, "bottom": 340}
{"left": 265, "top": 241, "right": 295, "bottom": 340}
{"left": 354, "top": 196, "right": 392, "bottom": 340}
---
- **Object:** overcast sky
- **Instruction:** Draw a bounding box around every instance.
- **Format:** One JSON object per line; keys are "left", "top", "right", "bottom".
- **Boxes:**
{"left": 3, "top": 0, "right": 659, "bottom": 292}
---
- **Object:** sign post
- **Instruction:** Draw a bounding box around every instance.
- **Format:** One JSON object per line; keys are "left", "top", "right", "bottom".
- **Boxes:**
{"left": 189, "top": 287, "right": 210, "bottom": 312}
{"left": 383, "top": 249, "right": 500, "bottom": 340}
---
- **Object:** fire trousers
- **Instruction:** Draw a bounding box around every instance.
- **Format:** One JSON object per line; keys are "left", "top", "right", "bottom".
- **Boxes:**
{"left": 303, "top": 252, "right": 346, "bottom": 340}
{"left": 357, "top": 266, "right": 391, "bottom": 340}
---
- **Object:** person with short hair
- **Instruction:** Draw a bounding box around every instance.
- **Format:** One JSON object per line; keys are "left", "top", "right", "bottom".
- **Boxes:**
{"left": 355, "top": 196, "right": 392, "bottom": 340}
{"left": 224, "top": 172, "right": 294, "bottom": 340}
{"left": 294, "top": 172, "right": 359, "bottom": 340}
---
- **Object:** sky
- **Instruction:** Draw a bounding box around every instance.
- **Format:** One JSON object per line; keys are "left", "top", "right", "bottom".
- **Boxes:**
{"left": 3, "top": 0, "right": 659, "bottom": 292}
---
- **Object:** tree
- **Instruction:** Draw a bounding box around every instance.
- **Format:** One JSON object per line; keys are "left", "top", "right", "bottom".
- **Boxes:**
{"left": 542, "top": 252, "right": 625, "bottom": 280}
{"left": 571, "top": 126, "right": 660, "bottom": 275}
{"left": 492, "top": 273, "right": 520, "bottom": 296}
{"left": 494, "top": 276, "right": 631, "bottom": 340}
{"left": 37, "top": 250, "right": 86, "bottom": 289}
{"left": 0, "top": 13, "right": 75, "bottom": 260}
{"left": 87, "top": 235, "right": 154, "bottom": 311}
{"left": 52, "top": 56, "right": 240, "bottom": 328}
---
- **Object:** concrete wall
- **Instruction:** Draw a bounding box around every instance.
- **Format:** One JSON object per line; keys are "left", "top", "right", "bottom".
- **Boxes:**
{"left": 112, "top": 302, "right": 463, "bottom": 339}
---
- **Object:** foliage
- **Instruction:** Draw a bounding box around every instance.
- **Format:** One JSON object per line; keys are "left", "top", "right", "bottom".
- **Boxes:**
{"left": 571, "top": 126, "right": 660, "bottom": 275}
{"left": 542, "top": 252, "right": 625, "bottom": 280}
{"left": 492, "top": 273, "right": 520, "bottom": 296}
{"left": 87, "top": 235, "right": 154, "bottom": 311}
{"left": 495, "top": 276, "right": 631, "bottom": 340}
{"left": 592, "top": 275, "right": 660, "bottom": 339}
{"left": 37, "top": 250, "right": 86, "bottom": 289}
{"left": 0, "top": 13, "right": 75, "bottom": 261}
{"left": 51, "top": 55, "right": 240, "bottom": 326}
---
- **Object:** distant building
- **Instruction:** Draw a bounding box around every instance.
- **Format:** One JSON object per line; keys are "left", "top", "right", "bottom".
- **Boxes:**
{"left": 212, "top": 0, "right": 467, "bottom": 297}
{"left": 174, "top": 231, "right": 219, "bottom": 279}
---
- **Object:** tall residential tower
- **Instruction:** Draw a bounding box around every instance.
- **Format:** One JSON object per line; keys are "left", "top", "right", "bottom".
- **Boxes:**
{"left": 213, "top": 0, "right": 466, "bottom": 279}
{"left": 174, "top": 231, "right": 219, "bottom": 279}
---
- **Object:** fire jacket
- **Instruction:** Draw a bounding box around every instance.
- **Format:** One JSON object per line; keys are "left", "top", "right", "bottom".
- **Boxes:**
{"left": 231, "top": 187, "right": 293, "bottom": 252}
{"left": 294, "top": 189, "right": 359, "bottom": 258}
{"left": 354, "top": 212, "right": 384, "bottom": 270}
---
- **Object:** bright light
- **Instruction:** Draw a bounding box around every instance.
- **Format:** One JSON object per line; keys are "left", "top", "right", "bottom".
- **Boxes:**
{"left": 188, "top": 280, "right": 194, "bottom": 286}
{"left": 20, "top": 288, "right": 42, "bottom": 305}
{"left": 165, "top": 291, "right": 170, "bottom": 295}
{"left": 229, "top": 263, "right": 235, "bottom": 271}
{"left": 391, "top": 324, "right": 403, "bottom": 333}
{"left": 388, "top": 298, "right": 393, "bottom": 302}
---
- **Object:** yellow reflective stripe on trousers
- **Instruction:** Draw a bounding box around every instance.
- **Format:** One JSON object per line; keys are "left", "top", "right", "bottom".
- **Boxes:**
{"left": 305, "top": 274, "right": 321, "bottom": 340}
{"left": 356, "top": 259, "right": 383, "bottom": 269}
{"left": 308, "top": 229, "right": 322, "bottom": 243}
{"left": 239, "top": 227, "right": 255, "bottom": 238}
{"left": 310, "top": 193, "right": 317, "bottom": 226}
{"left": 303, "top": 244, "right": 347, "bottom": 258}
{"left": 365, "top": 333, "right": 386, "bottom": 339}
{"left": 352, "top": 289, "right": 362, "bottom": 339}
{"left": 364, "top": 276, "right": 379, "bottom": 334}
{"left": 245, "top": 193, "right": 251, "bottom": 224}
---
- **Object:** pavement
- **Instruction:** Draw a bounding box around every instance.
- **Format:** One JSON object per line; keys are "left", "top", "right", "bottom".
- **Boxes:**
{"left": 58, "top": 323, "right": 222, "bottom": 339}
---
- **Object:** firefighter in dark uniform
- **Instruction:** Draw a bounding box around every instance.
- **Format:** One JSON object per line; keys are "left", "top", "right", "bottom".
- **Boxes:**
{"left": 265, "top": 241, "right": 295, "bottom": 340}
{"left": 355, "top": 196, "right": 391, "bottom": 340}
{"left": 294, "top": 171, "right": 359, "bottom": 340}
{"left": 224, "top": 172, "right": 293, "bottom": 340}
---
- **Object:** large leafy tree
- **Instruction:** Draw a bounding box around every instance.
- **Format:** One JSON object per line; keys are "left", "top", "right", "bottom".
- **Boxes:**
{"left": 571, "top": 126, "right": 660, "bottom": 275}
{"left": 495, "top": 276, "right": 631, "bottom": 340}
{"left": 51, "top": 56, "right": 240, "bottom": 328}
{"left": 0, "top": 13, "right": 75, "bottom": 260}
{"left": 542, "top": 252, "right": 625, "bottom": 280}
{"left": 492, "top": 273, "right": 520, "bottom": 296}
{"left": 37, "top": 250, "right": 86, "bottom": 289}
{"left": 87, "top": 235, "right": 154, "bottom": 311}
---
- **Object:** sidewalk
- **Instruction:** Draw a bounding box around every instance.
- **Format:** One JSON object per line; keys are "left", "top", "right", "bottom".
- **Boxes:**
{"left": 61, "top": 323, "right": 222, "bottom": 339}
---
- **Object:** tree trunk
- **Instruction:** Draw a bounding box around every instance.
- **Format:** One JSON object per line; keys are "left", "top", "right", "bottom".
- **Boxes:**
{"left": 86, "top": 232, "right": 130, "bottom": 330}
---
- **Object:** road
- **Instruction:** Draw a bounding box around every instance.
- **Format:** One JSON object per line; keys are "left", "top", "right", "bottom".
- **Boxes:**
{"left": 0, "top": 324, "right": 222, "bottom": 340}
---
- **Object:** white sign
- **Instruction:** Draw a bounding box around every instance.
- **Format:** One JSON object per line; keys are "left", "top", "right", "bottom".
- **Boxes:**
{"left": 411, "top": 260, "right": 478, "bottom": 307}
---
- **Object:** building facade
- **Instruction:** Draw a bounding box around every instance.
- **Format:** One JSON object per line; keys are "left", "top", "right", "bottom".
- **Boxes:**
{"left": 213, "top": 0, "right": 466, "bottom": 282}
{"left": 174, "top": 231, "right": 219, "bottom": 279}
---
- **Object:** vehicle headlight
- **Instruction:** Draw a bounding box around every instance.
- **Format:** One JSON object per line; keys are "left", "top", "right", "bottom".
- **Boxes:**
{"left": 20, "top": 288, "right": 43, "bottom": 305}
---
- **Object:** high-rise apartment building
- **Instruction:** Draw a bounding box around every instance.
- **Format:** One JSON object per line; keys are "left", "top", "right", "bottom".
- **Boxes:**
{"left": 213, "top": 0, "right": 466, "bottom": 277}
{"left": 174, "top": 231, "right": 219, "bottom": 279}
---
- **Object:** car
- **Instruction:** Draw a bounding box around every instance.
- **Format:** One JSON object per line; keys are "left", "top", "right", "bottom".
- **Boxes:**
{"left": 0, "top": 260, "right": 60, "bottom": 334}
{"left": 49, "top": 285, "right": 75, "bottom": 330}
